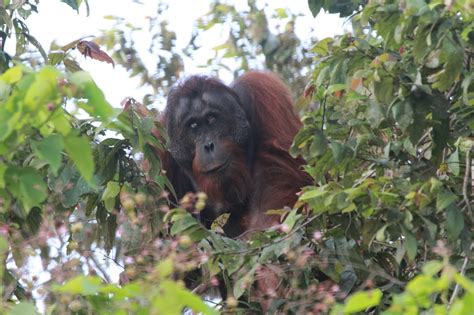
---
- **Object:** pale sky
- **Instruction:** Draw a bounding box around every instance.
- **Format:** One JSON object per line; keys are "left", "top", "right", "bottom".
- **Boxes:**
{"left": 9, "top": 0, "right": 349, "bottom": 109}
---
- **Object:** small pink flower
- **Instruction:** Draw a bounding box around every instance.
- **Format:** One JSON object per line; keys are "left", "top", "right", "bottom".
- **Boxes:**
{"left": 313, "top": 231, "right": 323, "bottom": 241}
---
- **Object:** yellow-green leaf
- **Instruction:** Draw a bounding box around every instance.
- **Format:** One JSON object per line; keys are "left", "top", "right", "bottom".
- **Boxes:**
{"left": 343, "top": 289, "right": 382, "bottom": 313}
{"left": 102, "top": 181, "right": 120, "bottom": 212}
{"left": 55, "top": 275, "right": 103, "bottom": 295}
{"left": 8, "top": 302, "right": 38, "bottom": 315}
{"left": 1, "top": 65, "right": 23, "bottom": 84}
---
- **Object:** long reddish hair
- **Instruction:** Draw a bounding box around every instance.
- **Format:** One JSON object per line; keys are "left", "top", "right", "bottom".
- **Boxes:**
{"left": 162, "top": 71, "right": 311, "bottom": 234}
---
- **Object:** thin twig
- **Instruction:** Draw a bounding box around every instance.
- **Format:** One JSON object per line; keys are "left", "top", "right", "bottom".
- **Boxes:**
{"left": 89, "top": 253, "right": 112, "bottom": 283}
{"left": 462, "top": 149, "right": 472, "bottom": 216}
{"left": 448, "top": 242, "right": 473, "bottom": 307}
{"left": 471, "top": 153, "right": 474, "bottom": 197}
{"left": 224, "top": 214, "right": 322, "bottom": 255}
{"left": 321, "top": 95, "right": 327, "bottom": 131}
{"left": 445, "top": 81, "right": 459, "bottom": 101}
{"left": 90, "top": 249, "right": 124, "bottom": 269}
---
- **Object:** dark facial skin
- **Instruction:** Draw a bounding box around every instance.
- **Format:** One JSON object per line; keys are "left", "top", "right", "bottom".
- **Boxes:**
{"left": 165, "top": 87, "right": 251, "bottom": 182}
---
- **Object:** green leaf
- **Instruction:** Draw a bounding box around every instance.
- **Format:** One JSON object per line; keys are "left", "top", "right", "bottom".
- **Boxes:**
{"left": 299, "top": 187, "right": 326, "bottom": 200}
{"left": 375, "top": 224, "right": 389, "bottom": 242}
{"left": 366, "top": 101, "right": 385, "bottom": 128}
{"left": 329, "top": 58, "right": 347, "bottom": 84}
{"left": 447, "top": 149, "right": 460, "bottom": 176}
{"left": 1, "top": 65, "right": 23, "bottom": 84}
{"left": 307, "top": 0, "right": 359, "bottom": 18}
{"left": 403, "top": 138, "right": 417, "bottom": 156}
{"left": 155, "top": 258, "right": 174, "bottom": 279}
{"left": 461, "top": 73, "right": 473, "bottom": 106}
{"left": 170, "top": 213, "right": 210, "bottom": 242}
{"left": 330, "top": 142, "right": 352, "bottom": 163}
{"left": 431, "top": 38, "right": 463, "bottom": 92}
{"left": 309, "top": 129, "right": 327, "bottom": 157}
{"left": 406, "top": 274, "right": 437, "bottom": 295}
{"left": 0, "top": 7, "right": 12, "bottom": 30}
{"left": 282, "top": 209, "right": 301, "bottom": 231}
{"left": 342, "top": 202, "right": 356, "bottom": 212}
{"left": 307, "top": 0, "right": 323, "bottom": 17}
{"left": 0, "top": 80, "right": 11, "bottom": 102}
{"left": 48, "top": 164, "right": 95, "bottom": 208}
{"left": 102, "top": 181, "right": 120, "bottom": 212}
{"left": 64, "top": 58, "right": 82, "bottom": 72}
{"left": 159, "top": 280, "right": 219, "bottom": 315}
{"left": 436, "top": 188, "right": 458, "bottom": 211}
{"left": 61, "top": 0, "right": 82, "bottom": 11}
{"left": 431, "top": 95, "right": 449, "bottom": 161}
{"left": 311, "top": 37, "right": 333, "bottom": 56}
{"left": 8, "top": 302, "right": 38, "bottom": 315}
{"left": 0, "top": 162, "right": 6, "bottom": 189}
{"left": 48, "top": 51, "right": 65, "bottom": 66}
{"left": 374, "top": 76, "right": 394, "bottom": 105}
{"left": 24, "top": 66, "right": 60, "bottom": 110}
{"left": 6, "top": 167, "right": 47, "bottom": 214}
{"left": 392, "top": 100, "right": 413, "bottom": 131}
{"left": 404, "top": 229, "right": 418, "bottom": 261}
{"left": 64, "top": 134, "right": 94, "bottom": 184}
{"left": 69, "top": 71, "right": 114, "bottom": 121}
{"left": 19, "top": 170, "right": 48, "bottom": 209}
{"left": 55, "top": 275, "right": 102, "bottom": 295}
{"left": 290, "top": 128, "right": 311, "bottom": 157}
{"left": 32, "top": 134, "right": 64, "bottom": 175}
{"left": 425, "top": 50, "right": 441, "bottom": 68}
{"left": 422, "top": 261, "right": 443, "bottom": 276}
{"left": 454, "top": 273, "right": 474, "bottom": 293}
{"left": 343, "top": 289, "right": 383, "bottom": 313}
{"left": 233, "top": 265, "right": 257, "bottom": 299}
{"left": 446, "top": 204, "right": 464, "bottom": 241}
{"left": 413, "top": 24, "right": 430, "bottom": 63}
{"left": 170, "top": 213, "right": 200, "bottom": 234}
{"left": 51, "top": 113, "right": 72, "bottom": 136}
{"left": 326, "top": 83, "right": 346, "bottom": 95}
{"left": 23, "top": 33, "right": 48, "bottom": 63}
{"left": 405, "top": 0, "right": 427, "bottom": 15}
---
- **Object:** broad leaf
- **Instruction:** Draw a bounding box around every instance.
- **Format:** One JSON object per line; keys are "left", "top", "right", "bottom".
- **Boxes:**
{"left": 102, "top": 181, "right": 120, "bottom": 212}
{"left": 5, "top": 167, "right": 47, "bottom": 214}
{"left": 8, "top": 302, "right": 38, "bottom": 315}
{"left": 343, "top": 289, "right": 383, "bottom": 313}
{"left": 446, "top": 204, "right": 464, "bottom": 241}
{"left": 55, "top": 276, "right": 103, "bottom": 295}
{"left": 64, "top": 134, "right": 94, "bottom": 184}
{"left": 61, "top": 0, "right": 82, "bottom": 11}
{"left": 69, "top": 71, "right": 114, "bottom": 121}
{"left": 32, "top": 134, "right": 64, "bottom": 175}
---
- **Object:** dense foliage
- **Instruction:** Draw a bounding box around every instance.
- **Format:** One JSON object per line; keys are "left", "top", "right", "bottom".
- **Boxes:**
{"left": 293, "top": 0, "right": 474, "bottom": 313}
{"left": 0, "top": 0, "right": 472, "bottom": 314}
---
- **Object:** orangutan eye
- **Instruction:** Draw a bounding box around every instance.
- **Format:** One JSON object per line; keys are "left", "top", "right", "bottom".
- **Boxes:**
{"left": 189, "top": 121, "right": 198, "bottom": 129}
